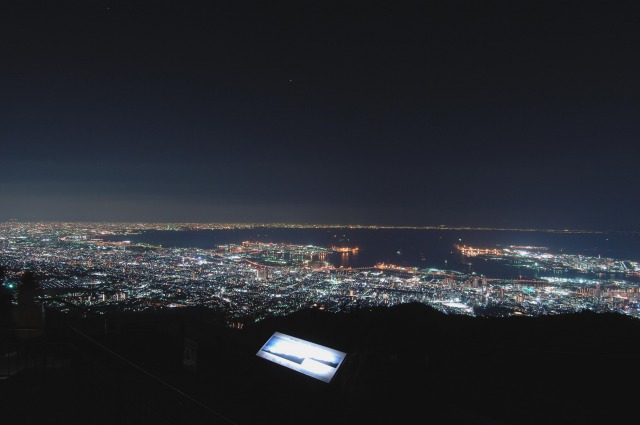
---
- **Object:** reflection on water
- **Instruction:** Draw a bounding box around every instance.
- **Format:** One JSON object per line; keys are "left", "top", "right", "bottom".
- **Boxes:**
{"left": 336, "top": 250, "right": 359, "bottom": 268}
{"left": 102, "top": 228, "right": 640, "bottom": 281}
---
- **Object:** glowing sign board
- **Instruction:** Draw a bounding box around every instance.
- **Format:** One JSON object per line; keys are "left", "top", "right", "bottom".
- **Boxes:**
{"left": 256, "top": 332, "right": 347, "bottom": 383}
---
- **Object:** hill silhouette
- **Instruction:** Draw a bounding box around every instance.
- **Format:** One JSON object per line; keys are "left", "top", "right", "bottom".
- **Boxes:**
{"left": 3, "top": 303, "right": 640, "bottom": 424}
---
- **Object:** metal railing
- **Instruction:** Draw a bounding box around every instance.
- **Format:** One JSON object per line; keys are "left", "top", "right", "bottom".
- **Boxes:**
{"left": 0, "top": 328, "right": 70, "bottom": 379}
{"left": 0, "top": 324, "right": 237, "bottom": 425}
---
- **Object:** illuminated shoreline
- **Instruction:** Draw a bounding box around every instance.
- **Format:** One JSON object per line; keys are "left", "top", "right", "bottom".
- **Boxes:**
{"left": 1, "top": 220, "right": 632, "bottom": 234}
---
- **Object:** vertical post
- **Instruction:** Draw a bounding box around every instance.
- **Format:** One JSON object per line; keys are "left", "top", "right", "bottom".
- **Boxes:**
{"left": 116, "top": 368, "right": 122, "bottom": 425}
{"left": 177, "top": 400, "right": 183, "bottom": 425}
{"left": 42, "top": 340, "right": 46, "bottom": 381}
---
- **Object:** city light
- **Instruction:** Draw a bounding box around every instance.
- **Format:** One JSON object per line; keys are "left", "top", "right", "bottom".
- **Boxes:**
{"left": 1, "top": 222, "right": 639, "bottom": 322}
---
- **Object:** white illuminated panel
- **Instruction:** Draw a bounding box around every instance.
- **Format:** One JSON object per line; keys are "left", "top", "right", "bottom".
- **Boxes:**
{"left": 256, "top": 332, "right": 347, "bottom": 383}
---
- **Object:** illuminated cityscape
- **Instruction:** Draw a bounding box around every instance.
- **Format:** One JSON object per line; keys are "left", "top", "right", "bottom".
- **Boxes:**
{"left": 3, "top": 2, "right": 640, "bottom": 424}
{"left": 2, "top": 222, "right": 639, "bottom": 324}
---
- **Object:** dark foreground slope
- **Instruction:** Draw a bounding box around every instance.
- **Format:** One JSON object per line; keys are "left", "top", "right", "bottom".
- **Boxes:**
{"left": 3, "top": 304, "right": 640, "bottom": 425}
{"left": 243, "top": 305, "right": 640, "bottom": 425}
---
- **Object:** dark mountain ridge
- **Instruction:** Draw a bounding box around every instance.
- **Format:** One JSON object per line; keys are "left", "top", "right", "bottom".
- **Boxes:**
{"left": 3, "top": 303, "right": 639, "bottom": 424}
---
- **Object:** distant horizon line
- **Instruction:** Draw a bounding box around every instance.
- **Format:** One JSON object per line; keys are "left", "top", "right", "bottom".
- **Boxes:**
{"left": 2, "top": 220, "right": 638, "bottom": 234}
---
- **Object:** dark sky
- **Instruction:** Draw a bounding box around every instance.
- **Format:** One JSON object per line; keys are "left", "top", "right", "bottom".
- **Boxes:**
{"left": 1, "top": 1, "right": 639, "bottom": 229}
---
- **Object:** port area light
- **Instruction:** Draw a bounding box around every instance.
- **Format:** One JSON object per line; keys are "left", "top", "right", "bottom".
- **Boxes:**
{"left": 256, "top": 332, "right": 347, "bottom": 383}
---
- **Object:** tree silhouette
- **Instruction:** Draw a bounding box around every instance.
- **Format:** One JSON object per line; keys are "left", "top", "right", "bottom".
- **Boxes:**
{"left": 0, "top": 266, "right": 12, "bottom": 322}
{"left": 17, "top": 271, "right": 39, "bottom": 306}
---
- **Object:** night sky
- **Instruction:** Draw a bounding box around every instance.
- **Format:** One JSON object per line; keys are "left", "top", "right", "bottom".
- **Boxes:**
{"left": 1, "top": 1, "right": 639, "bottom": 229}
